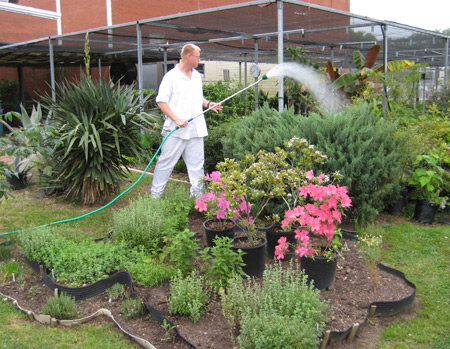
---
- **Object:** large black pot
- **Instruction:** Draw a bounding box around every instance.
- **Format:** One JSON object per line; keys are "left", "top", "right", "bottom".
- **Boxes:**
{"left": 203, "top": 219, "right": 236, "bottom": 247}
{"left": 231, "top": 236, "right": 267, "bottom": 277}
{"left": 413, "top": 200, "right": 438, "bottom": 224}
{"left": 301, "top": 254, "right": 338, "bottom": 291}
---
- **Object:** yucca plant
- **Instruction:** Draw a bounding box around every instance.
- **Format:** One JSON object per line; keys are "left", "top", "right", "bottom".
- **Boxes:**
{"left": 41, "top": 74, "right": 159, "bottom": 204}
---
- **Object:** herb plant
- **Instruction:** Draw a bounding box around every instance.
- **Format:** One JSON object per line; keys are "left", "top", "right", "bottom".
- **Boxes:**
{"left": 168, "top": 270, "right": 210, "bottom": 323}
{"left": 41, "top": 292, "right": 79, "bottom": 320}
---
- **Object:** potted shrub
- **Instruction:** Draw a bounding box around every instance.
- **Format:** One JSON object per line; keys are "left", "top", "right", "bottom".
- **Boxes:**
{"left": 195, "top": 171, "right": 237, "bottom": 247}
{"left": 275, "top": 178, "right": 352, "bottom": 290}
{"left": 408, "top": 154, "right": 448, "bottom": 223}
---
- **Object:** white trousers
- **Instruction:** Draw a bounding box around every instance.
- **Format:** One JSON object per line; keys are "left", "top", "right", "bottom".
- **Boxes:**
{"left": 151, "top": 136, "right": 204, "bottom": 198}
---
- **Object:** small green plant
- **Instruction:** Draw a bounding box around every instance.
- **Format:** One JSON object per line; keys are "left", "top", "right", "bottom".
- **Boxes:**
{"left": 120, "top": 297, "right": 146, "bottom": 320}
{"left": 17, "top": 227, "right": 55, "bottom": 264}
{"left": 127, "top": 257, "right": 178, "bottom": 287}
{"left": 221, "top": 262, "right": 328, "bottom": 347}
{"left": 408, "top": 154, "right": 448, "bottom": 208}
{"left": 106, "top": 283, "right": 127, "bottom": 301}
{"left": 113, "top": 193, "right": 191, "bottom": 252}
{"left": 41, "top": 292, "right": 79, "bottom": 320}
{"left": 161, "top": 229, "right": 200, "bottom": 275}
{"left": 0, "top": 243, "right": 12, "bottom": 261}
{"left": 201, "top": 236, "right": 246, "bottom": 291}
{"left": 168, "top": 270, "right": 210, "bottom": 323}
{"left": 359, "top": 231, "right": 383, "bottom": 266}
{"left": 161, "top": 319, "right": 176, "bottom": 341}
{"left": 1, "top": 261, "right": 20, "bottom": 280}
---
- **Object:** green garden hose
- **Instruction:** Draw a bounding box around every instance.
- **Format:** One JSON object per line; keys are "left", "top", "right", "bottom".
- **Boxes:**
{"left": 0, "top": 127, "right": 177, "bottom": 237}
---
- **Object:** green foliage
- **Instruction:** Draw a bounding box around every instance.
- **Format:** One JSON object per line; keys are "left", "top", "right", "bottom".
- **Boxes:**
{"left": 127, "top": 257, "right": 178, "bottom": 287}
{"left": 221, "top": 262, "right": 328, "bottom": 348}
{"left": 161, "top": 229, "right": 200, "bottom": 276}
{"left": 41, "top": 292, "right": 79, "bottom": 320}
{"left": 106, "top": 283, "right": 127, "bottom": 301}
{"left": 203, "top": 80, "right": 255, "bottom": 129}
{"left": 17, "top": 227, "right": 55, "bottom": 264}
{"left": 222, "top": 103, "right": 299, "bottom": 161}
{"left": 40, "top": 74, "right": 159, "bottom": 205}
{"left": 19, "top": 228, "right": 146, "bottom": 285}
{"left": 120, "top": 297, "right": 146, "bottom": 320}
{"left": 204, "top": 122, "right": 234, "bottom": 173}
{"left": 295, "top": 102, "right": 403, "bottom": 223}
{"left": 1, "top": 260, "right": 20, "bottom": 280}
{"left": 408, "top": 154, "right": 448, "bottom": 207}
{"left": 168, "top": 270, "right": 211, "bottom": 323}
{"left": 201, "top": 236, "right": 245, "bottom": 291}
{"left": 112, "top": 193, "right": 184, "bottom": 252}
{"left": 0, "top": 243, "right": 12, "bottom": 261}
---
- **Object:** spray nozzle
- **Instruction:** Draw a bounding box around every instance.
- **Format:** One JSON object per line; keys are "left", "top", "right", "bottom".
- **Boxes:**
{"left": 262, "top": 74, "right": 268, "bottom": 80}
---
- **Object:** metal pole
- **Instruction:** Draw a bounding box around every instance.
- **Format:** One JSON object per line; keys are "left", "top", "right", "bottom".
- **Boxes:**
{"left": 277, "top": 0, "right": 284, "bottom": 113}
{"left": 382, "top": 24, "right": 388, "bottom": 118}
{"left": 422, "top": 70, "right": 426, "bottom": 114}
{"left": 163, "top": 47, "right": 168, "bottom": 74}
{"left": 136, "top": 23, "right": 144, "bottom": 105}
{"left": 254, "top": 38, "right": 259, "bottom": 110}
{"left": 48, "top": 38, "right": 56, "bottom": 101}
{"left": 98, "top": 58, "right": 102, "bottom": 81}
{"left": 444, "top": 38, "right": 449, "bottom": 109}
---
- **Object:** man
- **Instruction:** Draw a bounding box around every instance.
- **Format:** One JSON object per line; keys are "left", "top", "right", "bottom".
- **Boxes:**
{"left": 151, "top": 44, "right": 222, "bottom": 198}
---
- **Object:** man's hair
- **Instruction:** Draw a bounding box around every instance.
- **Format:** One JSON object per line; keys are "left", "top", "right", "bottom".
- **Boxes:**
{"left": 181, "top": 44, "right": 201, "bottom": 58}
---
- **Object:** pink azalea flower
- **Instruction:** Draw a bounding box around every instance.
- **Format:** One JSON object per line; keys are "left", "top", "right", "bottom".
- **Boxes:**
{"left": 306, "top": 170, "right": 314, "bottom": 180}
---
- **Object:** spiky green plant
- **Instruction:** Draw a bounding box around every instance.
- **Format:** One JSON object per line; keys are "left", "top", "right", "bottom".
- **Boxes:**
{"left": 41, "top": 75, "right": 159, "bottom": 204}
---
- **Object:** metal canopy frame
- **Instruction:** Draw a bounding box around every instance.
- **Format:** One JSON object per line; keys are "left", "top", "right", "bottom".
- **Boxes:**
{"left": 1, "top": 0, "right": 449, "bottom": 105}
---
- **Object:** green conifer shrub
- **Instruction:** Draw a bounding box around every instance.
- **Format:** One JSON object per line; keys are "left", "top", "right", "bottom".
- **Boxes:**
{"left": 221, "top": 103, "right": 300, "bottom": 161}
{"left": 295, "top": 103, "right": 403, "bottom": 223}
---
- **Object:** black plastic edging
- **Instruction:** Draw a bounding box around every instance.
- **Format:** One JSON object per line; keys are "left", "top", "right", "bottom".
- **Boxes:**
{"left": 20, "top": 255, "right": 197, "bottom": 348}
{"left": 320, "top": 263, "right": 417, "bottom": 347}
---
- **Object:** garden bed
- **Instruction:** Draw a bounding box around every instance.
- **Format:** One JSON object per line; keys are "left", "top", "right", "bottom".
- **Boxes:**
{"left": 0, "top": 213, "right": 416, "bottom": 348}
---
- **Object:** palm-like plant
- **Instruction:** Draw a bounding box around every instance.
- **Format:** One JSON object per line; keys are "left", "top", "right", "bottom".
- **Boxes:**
{"left": 42, "top": 74, "right": 159, "bottom": 205}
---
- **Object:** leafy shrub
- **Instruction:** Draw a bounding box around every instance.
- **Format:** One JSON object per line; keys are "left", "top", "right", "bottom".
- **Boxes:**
{"left": 127, "top": 257, "right": 178, "bottom": 287}
{"left": 41, "top": 292, "right": 79, "bottom": 320}
{"left": 221, "top": 103, "right": 300, "bottom": 161}
{"left": 201, "top": 236, "right": 245, "bottom": 291}
{"left": 120, "top": 297, "right": 146, "bottom": 320}
{"left": 17, "top": 227, "right": 55, "bottom": 264}
{"left": 203, "top": 80, "right": 255, "bottom": 129}
{"left": 222, "top": 262, "right": 328, "bottom": 348}
{"left": 168, "top": 270, "right": 210, "bottom": 323}
{"left": 112, "top": 194, "right": 176, "bottom": 251}
{"left": 161, "top": 229, "right": 200, "bottom": 276}
{"left": 40, "top": 74, "right": 157, "bottom": 205}
{"left": 295, "top": 103, "right": 403, "bottom": 223}
{"left": 113, "top": 186, "right": 193, "bottom": 252}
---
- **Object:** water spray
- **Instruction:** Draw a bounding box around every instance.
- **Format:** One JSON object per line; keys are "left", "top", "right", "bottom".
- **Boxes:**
{"left": 0, "top": 64, "right": 270, "bottom": 237}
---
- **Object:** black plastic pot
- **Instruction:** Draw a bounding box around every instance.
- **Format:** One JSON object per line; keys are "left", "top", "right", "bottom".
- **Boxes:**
{"left": 301, "top": 254, "right": 338, "bottom": 291}
{"left": 413, "top": 200, "right": 438, "bottom": 224}
{"left": 231, "top": 236, "right": 267, "bottom": 277}
{"left": 265, "top": 226, "right": 297, "bottom": 260}
{"left": 203, "top": 219, "right": 236, "bottom": 247}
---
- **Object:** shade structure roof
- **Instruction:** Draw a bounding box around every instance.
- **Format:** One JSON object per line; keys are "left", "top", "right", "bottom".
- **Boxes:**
{"left": 0, "top": 0, "right": 449, "bottom": 70}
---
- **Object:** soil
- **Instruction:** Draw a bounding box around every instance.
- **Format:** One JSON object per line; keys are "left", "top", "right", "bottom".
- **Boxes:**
{"left": 0, "top": 212, "right": 417, "bottom": 349}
